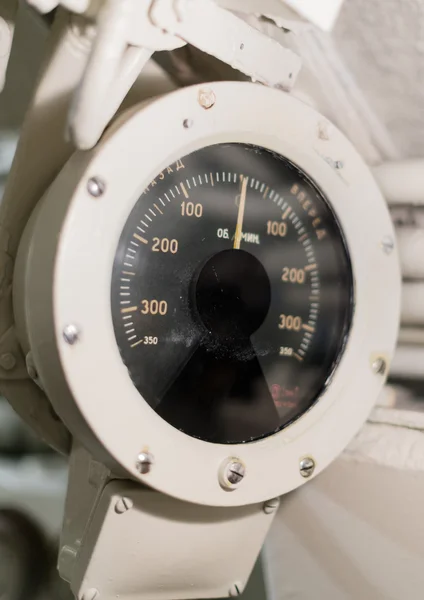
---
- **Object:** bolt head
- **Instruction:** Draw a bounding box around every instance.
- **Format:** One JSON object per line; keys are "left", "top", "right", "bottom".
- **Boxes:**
{"left": 0, "top": 353, "right": 16, "bottom": 371}
{"left": 220, "top": 459, "right": 246, "bottom": 489}
{"left": 372, "top": 357, "right": 387, "bottom": 375}
{"left": 63, "top": 324, "right": 80, "bottom": 345}
{"left": 115, "top": 497, "right": 133, "bottom": 514}
{"left": 87, "top": 176, "right": 105, "bottom": 197}
{"left": 381, "top": 235, "right": 394, "bottom": 255}
{"left": 198, "top": 88, "right": 216, "bottom": 110}
{"left": 227, "top": 461, "right": 245, "bottom": 485}
{"left": 229, "top": 583, "right": 242, "bottom": 597}
{"left": 136, "top": 451, "right": 154, "bottom": 474}
{"left": 300, "top": 457, "right": 316, "bottom": 478}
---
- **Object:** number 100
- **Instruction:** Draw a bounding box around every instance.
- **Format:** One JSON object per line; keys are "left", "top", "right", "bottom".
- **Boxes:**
{"left": 181, "top": 201, "right": 203, "bottom": 217}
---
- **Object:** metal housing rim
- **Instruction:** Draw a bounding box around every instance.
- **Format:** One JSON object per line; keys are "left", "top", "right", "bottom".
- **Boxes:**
{"left": 21, "top": 81, "right": 400, "bottom": 506}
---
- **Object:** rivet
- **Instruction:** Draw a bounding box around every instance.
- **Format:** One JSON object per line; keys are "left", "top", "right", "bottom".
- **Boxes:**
{"left": 300, "top": 457, "right": 316, "bottom": 478}
{"left": 87, "top": 177, "right": 105, "bottom": 197}
{"left": 63, "top": 324, "right": 80, "bottom": 345}
{"left": 372, "top": 357, "right": 387, "bottom": 375}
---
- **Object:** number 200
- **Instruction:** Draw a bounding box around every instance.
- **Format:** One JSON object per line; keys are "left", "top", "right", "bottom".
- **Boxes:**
{"left": 152, "top": 237, "right": 178, "bottom": 253}
{"left": 282, "top": 267, "right": 305, "bottom": 284}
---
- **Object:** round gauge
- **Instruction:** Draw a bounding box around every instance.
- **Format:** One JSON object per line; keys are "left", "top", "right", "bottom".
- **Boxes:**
{"left": 111, "top": 143, "right": 353, "bottom": 444}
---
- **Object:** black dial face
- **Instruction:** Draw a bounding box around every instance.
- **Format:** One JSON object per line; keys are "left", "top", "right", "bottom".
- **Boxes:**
{"left": 111, "top": 143, "right": 353, "bottom": 444}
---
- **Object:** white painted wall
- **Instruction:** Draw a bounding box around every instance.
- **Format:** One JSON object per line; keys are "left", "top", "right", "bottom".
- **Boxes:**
{"left": 333, "top": 0, "right": 424, "bottom": 158}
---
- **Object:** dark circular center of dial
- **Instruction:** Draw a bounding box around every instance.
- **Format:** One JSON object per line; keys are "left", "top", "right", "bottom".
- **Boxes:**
{"left": 195, "top": 249, "right": 271, "bottom": 343}
{"left": 111, "top": 143, "right": 353, "bottom": 444}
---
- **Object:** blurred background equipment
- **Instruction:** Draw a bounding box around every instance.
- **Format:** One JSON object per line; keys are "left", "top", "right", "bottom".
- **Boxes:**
{"left": 0, "top": 399, "right": 69, "bottom": 600}
{"left": 0, "top": 508, "right": 51, "bottom": 600}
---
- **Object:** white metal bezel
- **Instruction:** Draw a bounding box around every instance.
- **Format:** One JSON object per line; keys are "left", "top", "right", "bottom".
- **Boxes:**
{"left": 41, "top": 82, "right": 399, "bottom": 506}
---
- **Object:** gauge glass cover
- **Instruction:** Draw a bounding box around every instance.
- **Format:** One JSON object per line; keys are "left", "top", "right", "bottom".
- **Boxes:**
{"left": 111, "top": 143, "right": 353, "bottom": 444}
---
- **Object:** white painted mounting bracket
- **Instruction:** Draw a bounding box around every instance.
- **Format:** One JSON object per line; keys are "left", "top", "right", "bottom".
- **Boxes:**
{"left": 71, "top": 481, "right": 277, "bottom": 600}
{"left": 25, "top": 0, "right": 301, "bottom": 149}
{"left": 149, "top": 0, "right": 301, "bottom": 89}
{"left": 59, "top": 444, "right": 278, "bottom": 600}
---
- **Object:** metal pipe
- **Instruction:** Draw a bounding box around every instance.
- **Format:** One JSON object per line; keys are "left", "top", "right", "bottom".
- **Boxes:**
{"left": 398, "top": 328, "right": 424, "bottom": 345}
{"left": 402, "top": 283, "right": 424, "bottom": 325}
{"left": 391, "top": 345, "right": 424, "bottom": 379}
{"left": 396, "top": 227, "right": 424, "bottom": 279}
{"left": 373, "top": 160, "right": 424, "bottom": 206}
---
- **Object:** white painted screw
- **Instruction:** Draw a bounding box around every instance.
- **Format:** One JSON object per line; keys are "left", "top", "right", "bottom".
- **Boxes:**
{"left": 300, "top": 457, "right": 316, "bottom": 478}
{"left": 263, "top": 497, "right": 280, "bottom": 515}
{"left": 229, "top": 582, "right": 242, "bottom": 597}
{"left": 136, "top": 451, "right": 154, "bottom": 474}
{"left": 381, "top": 235, "right": 394, "bottom": 255}
{"left": 198, "top": 88, "right": 216, "bottom": 109}
{"left": 81, "top": 588, "right": 99, "bottom": 600}
{"left": 87, "top": 176, "right": 105, "bottom": 197}
{"left": 183, "top": 118, "right": 193, "bottom": 128}
{"left": 63, "top": 324, "right": 80, "bottom": 345}
{"left": 115, "top": 497, "right": 133, "bottom": 514}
